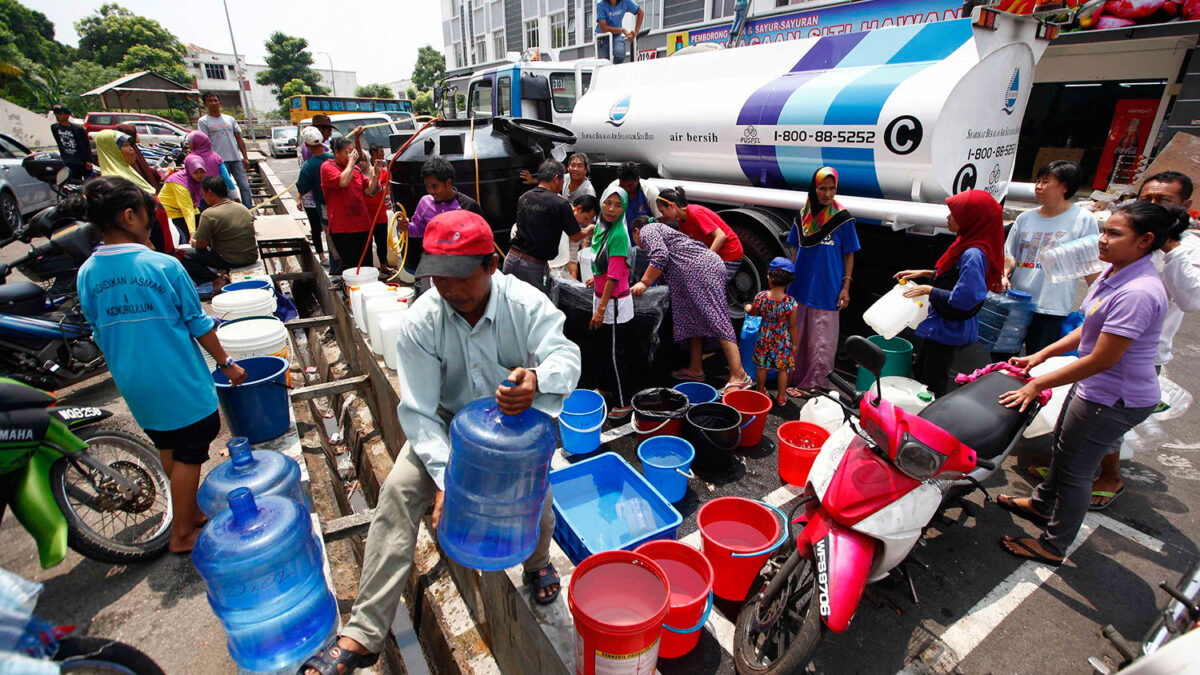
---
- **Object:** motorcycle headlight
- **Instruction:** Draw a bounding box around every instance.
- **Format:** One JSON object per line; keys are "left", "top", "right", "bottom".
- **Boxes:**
{"left": 894, "top": 433, "right": 947, "bottom": 480}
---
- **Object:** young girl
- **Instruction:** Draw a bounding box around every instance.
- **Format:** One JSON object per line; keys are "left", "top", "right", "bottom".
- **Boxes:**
{"left": 745, "top": 257, "right": 800, "bottom": 406}
{"left": 77, "top": 176, "right": 247, "bottom": 553}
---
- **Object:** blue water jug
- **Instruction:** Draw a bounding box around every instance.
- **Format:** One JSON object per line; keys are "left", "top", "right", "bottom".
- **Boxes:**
{"left": 977, "top": 290, "right": 1037, "bottom": 353}
{"left": 740, "top": 316, "right": 777, "bottom": 383}
{"left": 440, "top": 391, "right": 558, "bottom": 571}
{"left": 192, "top": 488, "right": 337, "bottom": 673}
{"left": 196, "top": 437, "right": 307, "bottom": 517}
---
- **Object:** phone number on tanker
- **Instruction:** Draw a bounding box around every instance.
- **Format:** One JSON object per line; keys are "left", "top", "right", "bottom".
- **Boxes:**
{"left": 965, "top": 143, "right": 1017, "bottom": 161}
{"left": 772, "top": 129, "right": 877, "bottom": 145}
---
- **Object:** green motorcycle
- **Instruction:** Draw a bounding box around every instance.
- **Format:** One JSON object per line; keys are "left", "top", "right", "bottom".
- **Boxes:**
{"left": 0, "top": 378, "right": 172, "bottom": 567}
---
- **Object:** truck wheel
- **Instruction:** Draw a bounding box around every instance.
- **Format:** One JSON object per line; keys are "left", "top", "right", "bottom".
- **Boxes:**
{"left": 728, "top": 224, "right": 777, "bottom": 319}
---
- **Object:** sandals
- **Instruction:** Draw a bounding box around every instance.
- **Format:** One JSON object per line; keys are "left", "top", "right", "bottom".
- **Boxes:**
{"left": 721, "top": 376, "right": 753, "bottom": 393}
{"left": 996, "top": 494, "right": 1049, "bottom": 527}
{"left": 1000, "top": 535, "right": 1063, "bottom": 566}
{"left": 608, "top": 406, "right": 633, "bottom": 421}
{"left": 786, "top": 387, "right": 812, "bottom": 400}
{"left": 299, "top": 639, "right": 379, "bottom": 675}
{"left": 774, "top": 395, "right": 788, "bottom": 409}
{"left": 524, "top": 562, "right": 561, "bottom": 605}
{"left": 1090, "top": 486, "right": 1125, "bottom": 511}
{"left": 671, "top": 369, "right": 705, "bottom": 382}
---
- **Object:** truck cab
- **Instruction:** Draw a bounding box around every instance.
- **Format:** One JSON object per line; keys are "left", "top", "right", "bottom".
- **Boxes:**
{"left": 462, "top": 58, "right": 607, "bottom": 126}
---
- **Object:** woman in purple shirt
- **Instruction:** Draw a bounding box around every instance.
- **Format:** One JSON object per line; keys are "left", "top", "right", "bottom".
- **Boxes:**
{"left": 993, "top": 201, "right": 1189, "bottom": 565}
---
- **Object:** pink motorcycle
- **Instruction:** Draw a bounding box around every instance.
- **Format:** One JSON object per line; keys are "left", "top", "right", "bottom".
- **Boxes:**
{"left": 734, "top": 336, "right": 1048, "bottom": 674}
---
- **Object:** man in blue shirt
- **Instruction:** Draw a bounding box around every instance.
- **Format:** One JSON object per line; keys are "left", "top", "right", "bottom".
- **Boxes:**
{"left": 596, "top": 0, "right": 644, "bottom": 63}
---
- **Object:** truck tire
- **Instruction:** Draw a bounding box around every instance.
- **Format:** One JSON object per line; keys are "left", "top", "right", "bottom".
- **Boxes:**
{"left": 728, "top": 222, "right": 776, "bottom": 319}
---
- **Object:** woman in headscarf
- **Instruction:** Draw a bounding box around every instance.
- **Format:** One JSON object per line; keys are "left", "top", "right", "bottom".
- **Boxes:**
{"left": 629, "top": 216, "right": 752, "bottom": 392}
{"left": 113, "top": 123, "right": 162, "bottom": 190}
{"left": 585, "top": 186, "right": 636, "bottom": 419}
{"left": 158, "top": 155, "right": 205, "bottom": 243}
{"left": 185, "top": 131, "right": 236, "bottom": 206}
{"left": 95, "top": 129, "right": 155, "bottom": 194}
{"left": 895, "top": 189, "right": 1006, "bottom": 396}
{"left": 786, "top": 167, "right": 860, "bottom": 397}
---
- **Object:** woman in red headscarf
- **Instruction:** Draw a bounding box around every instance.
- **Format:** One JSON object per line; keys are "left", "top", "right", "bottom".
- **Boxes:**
{"left": 894, "top": 189, "right": 1005, "bottom": 395}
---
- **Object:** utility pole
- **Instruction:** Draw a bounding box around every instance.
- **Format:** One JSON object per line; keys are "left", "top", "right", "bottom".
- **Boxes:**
{"left": 221, "top": 0, "right": 256, "bottom": 140}
{"left": 316, "top": 52, "right": 338, "bottom": 96}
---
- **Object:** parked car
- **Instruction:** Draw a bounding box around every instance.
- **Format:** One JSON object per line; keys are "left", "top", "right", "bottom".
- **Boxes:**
{"left": 298, "top": 113, "right": 408, "bottom": 155}
{"left": 88, "top": 119, "right": 189, "bottom": 147}
{"left": 0, "top": 134, "right": 57, "bottom": 236}
{"left": 83, "top": 112, "right": 189, "bottom": 135}
{"left": 268, "top": 126, "right": 298, "bottom": 158}
{"left": 379, "top": 111, "right": 417, "bottom": 130}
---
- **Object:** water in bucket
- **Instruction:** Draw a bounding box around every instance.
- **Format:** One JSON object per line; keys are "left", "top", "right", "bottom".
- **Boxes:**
{"left": 192, "top": 488, "right": 337, "bottom": 673}
{"left": 197, "top": 437, "right": 307, "bottom": 517}
{"left": 634, "top": 540, "right": 713, "bottom": 659}
{"left": 568, "top": 551, "right": 669, "bottom": 675}
{"left": 684, "top": 402, "right": 741, "bottom": 475}
{"left": 698, "top": 497, "right": 782, "bottom": 601}
{"left": 637, "top": 436, "right": 694, "bottom": 503}
{"left": 440, "top": 395, "right": 558, "bottom": 570}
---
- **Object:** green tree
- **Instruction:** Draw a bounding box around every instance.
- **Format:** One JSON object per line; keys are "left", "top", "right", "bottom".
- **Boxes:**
{"left": 53, "top": 59, "right": 121, "bottom": 115}
{"left": 255, "top": 32, "right": 328, "bottom": 109}
{"left": 355, "top": 83, "right": 393, "bottom": 99}
{"left": 0, "top": 0, "right": 67, "bottom": 69}
{"left": 119, "top": 44, "right": 188, "bottom": 84}
{"left": 410, "top": 46, "right": 445, "bottom": 93}
{"left": 412, "top": 91, "right": 434, "bottom": 116}
{"left": 278, "top": 77, "right": 315, "bottom": 116}
{"left": 0, "top": 25, "right": 54, "bottom": 109}
{"left": 74, "top": 4, "right": 186, "bottom": 72}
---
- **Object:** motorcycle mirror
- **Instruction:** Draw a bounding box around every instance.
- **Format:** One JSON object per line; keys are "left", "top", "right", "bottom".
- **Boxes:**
{"left": 433, "top": 85, "right": 443, "bottom": 110}
{"left": 846, "top": 335, "right": 886, "bottom": 378}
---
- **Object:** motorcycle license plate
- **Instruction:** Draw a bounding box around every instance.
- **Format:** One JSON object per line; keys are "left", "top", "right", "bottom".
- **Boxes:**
{"left": 810, "top": 422, "right": 856, "bottom": 498}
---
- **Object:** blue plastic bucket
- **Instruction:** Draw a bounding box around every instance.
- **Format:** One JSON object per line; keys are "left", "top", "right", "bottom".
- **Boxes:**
{"left": 214, "top": 355, "right": 290, "bottom": 443}
{"left": 637, "top": 436, "right": 695, "bottom": 503}
{"left": 560, "top": 389, "right": 607, "bottom": 456}
{"left": 672, "top": 382, "right": 718, "bottom": 406}
{"left": 221, "top": 279, "right": 271, "bottom": 293}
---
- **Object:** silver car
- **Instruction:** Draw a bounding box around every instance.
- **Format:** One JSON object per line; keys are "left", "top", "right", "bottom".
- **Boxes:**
{"left": 268, "top": 126, "right": 298, "bottom": 158}
{"left": 0, "top": 133, "right": 56, "bottom": 236}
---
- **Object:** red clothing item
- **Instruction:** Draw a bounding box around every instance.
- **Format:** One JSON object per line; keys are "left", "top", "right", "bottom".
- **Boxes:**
{"left": 320, "top": 159, "right": 371, "bottom": 233}
{"left": 364, "top": 167, "right": 390, "bottom": 225}
{"left": 680, "top": 204, "right": 743, "bottom": 262}
{"left": 937, "top": 189, "right": 1005, "bottom": 292}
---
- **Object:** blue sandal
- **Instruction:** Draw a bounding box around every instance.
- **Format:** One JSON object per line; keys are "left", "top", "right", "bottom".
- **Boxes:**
{"left": 299, "top": 639, "right": 378, "bottom": 675}
{"left": 524, "top": 563, "right": 561, "bottom": 605}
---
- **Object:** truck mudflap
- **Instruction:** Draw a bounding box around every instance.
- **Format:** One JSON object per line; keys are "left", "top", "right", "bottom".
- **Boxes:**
{"left": 801, "top": 510, "right": 877, "bottom": 634}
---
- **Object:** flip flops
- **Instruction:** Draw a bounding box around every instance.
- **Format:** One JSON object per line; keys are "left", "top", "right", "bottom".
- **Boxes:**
{"left": 301, "top": 640, "right": 379, "bottom": 675}
{"left": 524, "top": 563, "right": 561, "bottom": 605}
{"left": 721, "top": 376, "right": 753, "bottom": 393}
{"left": 996, "top": 494, "right": 1050, "bottom": 527}
{"left": 1000, "top": 535, "right": 1063, "bottom": 567}
{"left": 671, "top": 369, "right": 705, "bottom": 382}
{"left": 1090, "top": 486, "right": 1125, "bottom": 511}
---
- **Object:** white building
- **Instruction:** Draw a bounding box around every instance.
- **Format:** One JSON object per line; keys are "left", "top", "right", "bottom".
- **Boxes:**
{"left": 186, "top": 44, "right": 359, "bottom": 120}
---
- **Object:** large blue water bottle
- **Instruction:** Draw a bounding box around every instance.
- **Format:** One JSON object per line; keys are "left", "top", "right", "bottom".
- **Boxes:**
{"left": 439, "top": 390, "right": 557, "bottom": 571}
{"left": 196, "top": 437, "right": 307, "bottom": 517}
{"left": 192, "top": 488, "right": 337, "bottom": 673}
{"left": 740, "top": 316, "right": 777, "bottom": 383}
{"left": 977, "top": 290, "right": 1037, "bottom": 353}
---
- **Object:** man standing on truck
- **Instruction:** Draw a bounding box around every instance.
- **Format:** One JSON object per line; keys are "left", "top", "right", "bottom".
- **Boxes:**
{"left": 596, "top": 0, "right": 644, "bottom": 64}
{"left": 198, "top": 92, "right": 254, "bottom": 209}
{"left": 505, "top": 159, "right": 587, "bottom": 295}
{"left": 301, "top": 210, "right": 581, "bottom": 675}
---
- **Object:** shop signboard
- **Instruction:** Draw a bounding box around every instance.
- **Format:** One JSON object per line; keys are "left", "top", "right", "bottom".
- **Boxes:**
{"left": 1094, "top": 99, "right": 1158, "bottom": 191}
{"left": 996, "top": 0, "right": 1200, "bottom": 31}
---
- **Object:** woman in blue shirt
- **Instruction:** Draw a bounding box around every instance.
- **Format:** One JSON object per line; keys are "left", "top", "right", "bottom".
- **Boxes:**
{"left": 894, "top": 189, "right": 1006, "bottom": 396}
{"left": 78, "top": 176, "right": 247, "bottom": 553}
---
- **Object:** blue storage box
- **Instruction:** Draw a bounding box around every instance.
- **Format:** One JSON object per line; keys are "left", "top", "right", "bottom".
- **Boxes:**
{"left": 549, "top": 452, "right": 683, "bottom": 565}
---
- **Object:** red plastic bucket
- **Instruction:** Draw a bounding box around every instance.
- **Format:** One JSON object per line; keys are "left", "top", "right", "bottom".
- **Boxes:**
{"left": 634, "top": 540, "right": 714, "bottom": 659}
{"left": 631, "top": 388, "right": 690, "bottom": 444}
{"left": 569, "top": 550, "right": 670, "bottom": 675}
{"left": 698, "top": 497, "right": 787, "bottom": 601}
{"left": 722, "top": 389, "right": 772, "bottom": 447}
{"left": 778, "top": 421, "right": 830, "bottom": 487}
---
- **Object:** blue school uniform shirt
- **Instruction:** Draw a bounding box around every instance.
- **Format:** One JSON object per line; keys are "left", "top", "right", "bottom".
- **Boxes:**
{"left": 787, "top": 220, "right": 861, "bottom": 311}
{"left": 77, "top": 244, "right": 218, "bottom": 431}
{"left": 595, "top": 0, "right": 640, "bottom": 34}
{"left": 914, "top": 247, "right": 988, "bottom": 347}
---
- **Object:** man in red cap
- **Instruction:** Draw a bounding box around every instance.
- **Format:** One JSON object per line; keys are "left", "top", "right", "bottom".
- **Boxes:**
{"left": 303, "top": 210, "right": 581, "bottom": 675}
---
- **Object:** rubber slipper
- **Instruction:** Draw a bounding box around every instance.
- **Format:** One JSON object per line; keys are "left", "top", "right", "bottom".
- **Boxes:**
{"left": 721, "top": 376, "right": 753, "bottom": 393}
{"left": 671, "top": 369, "right": 705, "bottom": 382}
{"left": 608, "top": 406, "right": 633, "bottom": 421}
{"left": 1017, "top": 465, "right": 1049, "bottom": 482}
{"left": 1000, "top": 535, "right": 1063, "bottom": 567}
{"left": 301, "top": 639, "right": 379, "bottom": 675}
{"left": 997, "top": 494, "right": 1049, "bottom": 526}
{"left": 786, "top": 387, "right": 811, "bottom": 399}
{"left": 1089, "top": 486, "right": 1125, "bottom": 511}
{"left": 524, "top": 563, "right": 561, "bottom": 605}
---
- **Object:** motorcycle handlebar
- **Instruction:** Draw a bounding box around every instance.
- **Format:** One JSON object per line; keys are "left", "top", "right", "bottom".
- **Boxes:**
{"left": 975, "top": 457, "right": 996, "bottom": 471}
{"left": 829, "top": 373, "right": 857, "bottom": 401}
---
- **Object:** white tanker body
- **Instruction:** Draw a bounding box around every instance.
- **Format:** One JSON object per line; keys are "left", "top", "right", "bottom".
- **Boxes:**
{"left": 573, "top": 9, "right": 1050, "bottom": 213}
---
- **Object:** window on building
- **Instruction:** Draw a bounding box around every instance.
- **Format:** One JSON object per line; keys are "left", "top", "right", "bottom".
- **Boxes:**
{"left": 498, "top": 76, "right": 511, "bottom": 115}
{"left": 204, "top": 63, "right": 225, "bottom": 80}
{"left": 550, "top": 13, "right": 568, "bottom": 49}
{"left": 490, "top": 0, "right": 504, "bottom": 29}
{"left": 711, "top": 0, "right": 736, "bottom": 18}
{"left": 642, "top": 0, "right": 663, "bottom": 30}
{"left": 525, "top": 18, "right": 540, "bottom": 49}
{"left": 493, "top": 30, "right": 505, "bottom": 59}
{"left": 475, "top": 36, "right": 488, "bottom": 64}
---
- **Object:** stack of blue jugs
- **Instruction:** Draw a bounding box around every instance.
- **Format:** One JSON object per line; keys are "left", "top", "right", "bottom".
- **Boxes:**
{"left": 192, "top": 438, "right": 334, "bottom": 674}
{"left": 977, "top": 290, "right": 1037, "bottom": 353}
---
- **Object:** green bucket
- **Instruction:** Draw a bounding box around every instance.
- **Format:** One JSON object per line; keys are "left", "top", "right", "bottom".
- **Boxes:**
{"left": 855, "top": 336, "right": 913, "bottom": 391}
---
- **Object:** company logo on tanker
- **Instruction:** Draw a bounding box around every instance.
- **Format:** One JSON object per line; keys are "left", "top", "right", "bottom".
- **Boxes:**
{"left": 607, "top": 95, "right": 632, "bottom": 127}
{"left": 1002, "top": 68, "right": 1020, "bottom": 115}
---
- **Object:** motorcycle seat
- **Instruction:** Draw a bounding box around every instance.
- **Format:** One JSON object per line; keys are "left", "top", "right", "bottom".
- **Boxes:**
{"left": 0, "top": 282, "right": 47, "bottom": 315}
{"left": 917, "top": 371, "right": 1035, "bottom": 460}
{"left": 0, "top": 381, "right": 56, "bottom": 412}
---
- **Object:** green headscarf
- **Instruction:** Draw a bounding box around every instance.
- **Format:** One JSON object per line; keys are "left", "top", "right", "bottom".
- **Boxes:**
{"left": 591, "top": 185, "right": 631, "bottom": 279}
{"left": 95, "top": 129, "right": 155, "bottom": 194}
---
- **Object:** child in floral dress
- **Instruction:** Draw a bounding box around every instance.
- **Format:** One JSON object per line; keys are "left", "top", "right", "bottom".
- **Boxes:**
{"left": 745, "top": 257, "right": 800, "bottom": 406}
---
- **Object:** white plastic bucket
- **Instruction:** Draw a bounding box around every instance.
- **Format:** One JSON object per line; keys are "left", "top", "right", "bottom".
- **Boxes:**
{"left": 212, "top": 289, "right": 277, "bottom": 321}
{"left": 366, "top": 295, "right": 408, "bottom": 356}
{"left": 379, "top": 312, "right": 407, "bottom": 371}
{"left": 578, "top": 246, "right": 596, "bottom": 284}
{"left": 216, "top": 316, "right": 292, "bottom": 385}
{"left": 342, "top": 266, "right": 379, "bottom": 291}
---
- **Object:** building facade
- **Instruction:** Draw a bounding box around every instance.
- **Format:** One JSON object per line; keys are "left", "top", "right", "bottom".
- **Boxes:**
{"left": 186, "top": 45, "right": 359, "bottom": 119}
